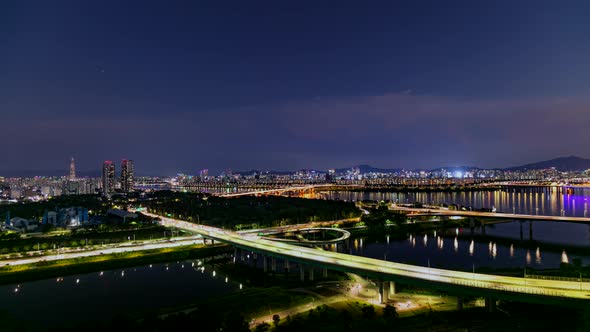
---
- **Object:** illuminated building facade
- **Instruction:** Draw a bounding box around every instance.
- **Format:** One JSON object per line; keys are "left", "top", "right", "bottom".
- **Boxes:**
{"left": 102, "top": 161, "right": 115, "bottom": 196}
{"left": 120, "top": 159, "right": 135, "bottom": 193}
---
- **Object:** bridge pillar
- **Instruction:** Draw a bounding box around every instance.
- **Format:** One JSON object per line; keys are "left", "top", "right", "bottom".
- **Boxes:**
{"left": 457, "top": 297, "right": 463, "bottom": 311}
{"left": 529, "top": 220, "right": 533, "bottom": 241}
{"left": 284, "top": 259, "right": 290, "bottom": 275}
{"left": 203, "top": 237, "right": 207, "bottom": 245}
{"left": 309, "top": 268, "right": 314, "bottom": 281}
{"left": 271, "top": 257, "right": 277, "bottom": 272}
{"left": 379, "top": 281, "right": 388, "bottom": 304}
{"left": 481, "top": 223, "right": 486, "bottom": 235}
{"left": 389, "top": 281, "right": 396, "bottom": 296}
{"left": 263, "top": 255, "right": 268, "bottom": 272}
{"left": 519, "top": 221, "right": 524, "bottom": 241}
{"left": 323, "top": 267, "right": 328, "bottom": 278}
{"left": 485, "top": 298, "right": 496, "bottom": 313}
{"left": 299, "top": 264, "right": 305, "bottom": 282}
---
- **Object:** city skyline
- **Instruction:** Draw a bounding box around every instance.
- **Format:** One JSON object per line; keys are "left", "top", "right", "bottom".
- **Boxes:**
{"left": 2, "top": 154, "right": 590, "bottom": 179}
{"left": 3, "top": 1, "right": 590, "bottom": 175}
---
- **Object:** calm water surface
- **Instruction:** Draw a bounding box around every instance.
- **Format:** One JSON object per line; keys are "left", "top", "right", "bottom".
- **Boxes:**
{"left": 322, "top": 187, "right": 590, "bottom": 217}
{"left": 0, "top": 260, "right": 238, "bottom": 328}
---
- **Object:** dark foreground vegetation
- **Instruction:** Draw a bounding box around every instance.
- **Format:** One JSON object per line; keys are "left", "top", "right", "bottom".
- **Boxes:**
{"left": 144, "top": 191, "right": 361, "bottom": 229}
{"left": 24, "top": 299, "right": 589, "bottom": 332}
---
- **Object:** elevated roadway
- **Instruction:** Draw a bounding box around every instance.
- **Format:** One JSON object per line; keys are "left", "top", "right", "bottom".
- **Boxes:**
{"left": 217, "top": 184, "right": 334, "bottom": 198}
{"left": 392, "top": 206, "right": 590, "bottom": 224}
{"left": 261, "top": 227, "right": 351, "bottom": 246}
{"left": 148, "top": 213, "right": 590, "bottom": 306}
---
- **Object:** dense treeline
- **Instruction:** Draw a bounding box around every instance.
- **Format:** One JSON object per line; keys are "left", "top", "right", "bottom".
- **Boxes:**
{"left": 144, "top": 191, "right": 361, "bottom": 229}
{"left": 360, "top": 205, "right": 406, "bottom": 231}
{"left": 0, "top": 195, "right": 109, "bottom": 221}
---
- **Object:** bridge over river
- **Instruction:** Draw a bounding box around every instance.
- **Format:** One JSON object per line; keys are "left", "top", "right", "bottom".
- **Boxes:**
{"left": 145, "top": 212, "right": 590, "bottom": 308}
{"left": 392, "top": 206, "right": 590, "bottom": 224}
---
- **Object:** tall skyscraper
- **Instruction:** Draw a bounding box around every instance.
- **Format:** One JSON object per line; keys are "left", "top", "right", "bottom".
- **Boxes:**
{"left": 69, "top": 157, "right": 76, "bottom": 180}
{"left": 102, "top": 161, "right": 115, "bottom": 196}
{"left": 120, "top": 159, "right": 135, "bottom": 193}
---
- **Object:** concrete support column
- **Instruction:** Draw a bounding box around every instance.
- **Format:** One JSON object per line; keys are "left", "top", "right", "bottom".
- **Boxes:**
{"left": 299, "top": 264, "right": 305, "bottom": 282}
{"left": 485, "top": 298, "right": 496, "bottom": 313}
{"left": 481, "top": 223, "right": 486, "bottom": 235}
{"left": 203, "top": 237, "right": 207, "bottom": 245}
{"left": 389, "top": 281, "right": 396, "bottom": 296}
{"left": 519, "top": 221, "right": 524, "bottom": 241}
{"left": 529, "top": 220, "right": 533, "bottom": 241}
{"left": 263, "top": 255, "right": 268, "bottom": 272}
{"left": 271, "top": 257, "right": 277, "bottom": 272}
{"left": 379, "top": 281, "right": 387, "bottom": 304}
{"left": 457, "top": 297, "right": 463, "bottom": 311}
{"left": 309, "top": 268, "right": 314, "bottom": 281}
{"left": 323, "top": 267, "right": 328, "bottom": 278}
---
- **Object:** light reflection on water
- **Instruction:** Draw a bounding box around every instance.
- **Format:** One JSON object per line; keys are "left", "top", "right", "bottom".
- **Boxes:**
{"left": 321, "top": 187, "right": 590, "bottom": 218}
{"left": 338, "top": 232, "right": 588, "bottom": 272}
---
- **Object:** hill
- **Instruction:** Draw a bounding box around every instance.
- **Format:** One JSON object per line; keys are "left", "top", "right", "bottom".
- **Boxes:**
{"left": 504, "top": 156, "right": 590, "bottom": 172}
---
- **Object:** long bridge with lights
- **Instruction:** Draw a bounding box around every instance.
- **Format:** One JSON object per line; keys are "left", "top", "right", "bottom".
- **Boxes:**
{"left": 216, "top": 184, "right": 340, "bottom": 197}
{"left": 391, "top": 206, "right": 590, "bottom": 224}
{"left": 148, "top": 213, "right": 590, "bottom": 309}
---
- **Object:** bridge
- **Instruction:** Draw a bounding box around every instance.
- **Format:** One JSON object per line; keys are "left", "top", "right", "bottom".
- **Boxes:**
{"left": 392, "top": 206, "right": 590, "bottom": 224}
{"left": 217, "top": 184, "right": 336, "bottom": 198}
{"left": 147, "top": 212, "right": 590, "bottom": 307}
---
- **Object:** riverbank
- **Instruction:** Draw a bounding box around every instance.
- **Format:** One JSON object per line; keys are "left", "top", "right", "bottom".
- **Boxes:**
{"left": 0, "top": 244, "right": 230, "bottom": 285}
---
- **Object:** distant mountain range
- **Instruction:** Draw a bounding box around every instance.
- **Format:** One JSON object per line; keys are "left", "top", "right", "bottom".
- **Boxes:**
{"left": 502, "top": 156, "right": 590, "bottom": 172}
{"left": 335, "top": 164, "right": 403, "bottom": 174}
{"left": 2, "top": 156, "right": 590, "bottom": 178}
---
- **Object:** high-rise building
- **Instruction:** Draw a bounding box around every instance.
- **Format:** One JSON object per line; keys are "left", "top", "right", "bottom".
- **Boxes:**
{"left": 69, "top": 157, "right": 76, "bottom": 180}
{"left": 120, "top": 159, "right": 135, "bottom": 193}
{"left": 102, "top": 161, "right": 115, "bottom": 196}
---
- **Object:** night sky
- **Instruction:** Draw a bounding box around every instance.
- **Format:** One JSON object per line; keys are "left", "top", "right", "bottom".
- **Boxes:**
{"left": 2, "top": 1, "right": 590, "bottom": 175}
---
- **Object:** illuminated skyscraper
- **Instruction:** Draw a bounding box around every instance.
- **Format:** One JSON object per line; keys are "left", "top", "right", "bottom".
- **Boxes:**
{"left": 102, "top": 161, "right": 115, "bottom": 196}
{"left": 120, "top": 159, "right": 135, "bottom": 193}
{"left": 69, "top": 157, "right": 76, "bottom": 180}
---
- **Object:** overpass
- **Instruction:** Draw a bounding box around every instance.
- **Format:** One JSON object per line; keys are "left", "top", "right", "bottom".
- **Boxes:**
{"left": 260, "top": 227, "right": 351, "bottom": 246}
{"left": 147, "top": 212, "right": 590, "bottom": 307}
{"left": 392, "top": 206, "right": 590, "bottom": 224}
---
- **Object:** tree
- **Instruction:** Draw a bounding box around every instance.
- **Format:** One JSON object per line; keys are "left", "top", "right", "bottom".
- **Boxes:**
{"left": 254, "top": 322, "right": 271, "bottom": 332}
{"left": 361, "top": 305, "right": 376, "bottom": 319}
{"left": 222, "top": 311, "right": 250, "bottom": 332}
{"left": 383, "top": 304, "right": 398, "bottom": 319}
{"left": 273, "top": 314, "right": 281, "bottom": 327}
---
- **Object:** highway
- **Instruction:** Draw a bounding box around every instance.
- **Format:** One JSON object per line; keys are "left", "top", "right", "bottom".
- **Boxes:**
{"left": 0, "top": 236, "right": 203, "bottom": 267}
{"left": 392, "top": 206, "right": 590, "bottom": 224}
{"left": 149, "top": 213, "right": 590, "bottom": 302}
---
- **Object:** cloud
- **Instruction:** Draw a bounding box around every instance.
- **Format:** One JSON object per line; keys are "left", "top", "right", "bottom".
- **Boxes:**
{"left": 2, "top": 92, "right": 590, "bottom": 173}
